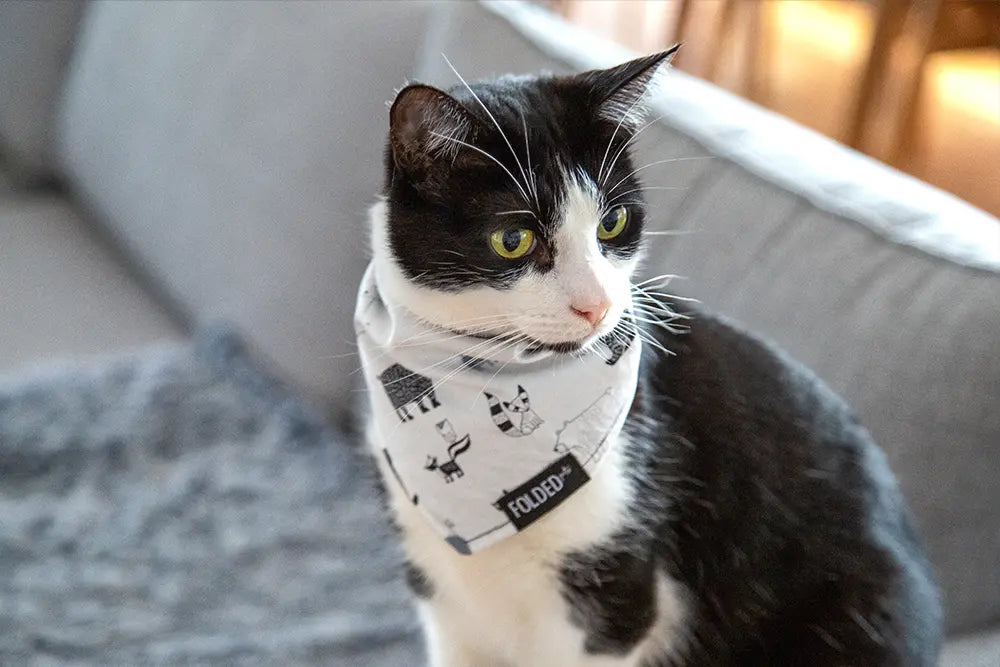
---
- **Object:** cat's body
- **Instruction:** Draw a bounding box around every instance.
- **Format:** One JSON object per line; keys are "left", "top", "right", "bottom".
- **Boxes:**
{"left": 377, "top": 308, "right": 939, "bottom": 666}
{"left": 360, "top": 49, "right": 941, "bottom": 666}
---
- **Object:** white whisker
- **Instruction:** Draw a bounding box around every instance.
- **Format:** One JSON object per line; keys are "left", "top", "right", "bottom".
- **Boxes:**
{"left": 443, "top": 54, "right": 534, "bottom": 211}
{"left": 429, "top": 130, "right": 533, "bottom": 207}
{"left": 383, "top": 341, "right": 513, "bottom": 437}
{"left": 472, "top": 334, "right": 531, "bottom": 409}
{"left": 605, "top": 186, "right": 688, "bottom": 206}
{"left": 634, "top": 273, "right": 681, "bottom": 287}
{"left": 399, "top": 335, "right": 513, "bottom": 382}
{"left": 600, "top": 112, "right": 669, "bottom": 189}
{"left": 644, "top": 229, "right": 694, "bottom": 237}
{"left": 631, "top": 298, "right": 681, "bottom": 315}
{"left": 606, "top": 156, "right": 715, "bottom": 198}
{"left": 598, "top": 91, "right": 651, "bottom": 185}
{"left": 519, "top": 109, "right": 539, "bottom": 208}
{"left": 635, "top": 289, "right": 699, "bottom": 304}
{"left": 352, "top": 311, "right": 520, "bottom": 375}
{"left": 422, "top": 333, "right": 525, "bottom": 405}
{"left": 637, "top": 330, "right": 676, "bottom": 357}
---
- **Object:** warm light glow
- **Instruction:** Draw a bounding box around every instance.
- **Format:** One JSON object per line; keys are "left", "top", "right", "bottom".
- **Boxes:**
{"left": 774, "top": 0, "right": 868, "bottom": 58}
{"left": 561, "top": 0, "right": 1000, "bottom": 216}
{"left": 927, "top": 51, "right": 1000, "bottom": 125}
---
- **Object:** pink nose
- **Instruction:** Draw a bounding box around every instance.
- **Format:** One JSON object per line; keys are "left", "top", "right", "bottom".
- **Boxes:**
{"left": 571, "top": 302, "right": 611, "bottom": 327}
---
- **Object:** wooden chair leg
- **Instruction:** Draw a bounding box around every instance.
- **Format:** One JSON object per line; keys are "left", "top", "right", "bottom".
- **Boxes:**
{"left": 743, "top": 0, "right": 769, "bottom": 103}
{"left": 551, "top": 0, "right": 573, "bottom": 18}
{"left": 705, "top": 0, "right": 739, "bottom": 83}
{"left": 846, "top": 0, "right": 910, "bottom": 149}
{"left": 670, "top": 0, "right": 694, "bottom": 68}
{"left": 891, "top": 0, "right": 945, "bottom": 167}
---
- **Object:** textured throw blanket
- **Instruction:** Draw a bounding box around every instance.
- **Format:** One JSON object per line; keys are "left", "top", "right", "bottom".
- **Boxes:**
{"left": 0, "top": 330, "right": 420, "bottom": 665}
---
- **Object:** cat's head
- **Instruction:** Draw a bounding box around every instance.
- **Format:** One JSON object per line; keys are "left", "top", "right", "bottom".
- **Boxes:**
{"left": 505, "top": 385, "right": 531, "bottom": 412}
{"left": 371, "top": 49, "right": 677, "bottom": 352}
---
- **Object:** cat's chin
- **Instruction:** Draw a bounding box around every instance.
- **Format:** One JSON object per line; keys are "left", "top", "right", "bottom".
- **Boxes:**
{"left": 461, "top": 329, "right": 587, "bottom": 353}
{"left": 458, "top": 328, "right": 599, "bottom": 356}
{"left": 524, "top": 326, "right": 615, "bottom": 354}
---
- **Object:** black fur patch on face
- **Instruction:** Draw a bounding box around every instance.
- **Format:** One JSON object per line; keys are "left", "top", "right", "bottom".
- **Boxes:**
{"left": 559, "top": 536, "right": 657, "bottom": 656}
{"left": 383, "top": 50, "right": 678, "bottom": 293}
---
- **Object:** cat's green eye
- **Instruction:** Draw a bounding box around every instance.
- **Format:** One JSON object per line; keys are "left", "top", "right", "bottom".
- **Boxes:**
{"left": 490, "top": 228, "right": 535, "bottom": 259}
{"left": 598, "top": 206, "right": 629, "bottom": 240}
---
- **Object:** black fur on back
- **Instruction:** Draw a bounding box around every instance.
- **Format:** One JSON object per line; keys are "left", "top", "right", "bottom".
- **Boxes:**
{"left": 559, "top": 308, "right": 942, "bottom": 665}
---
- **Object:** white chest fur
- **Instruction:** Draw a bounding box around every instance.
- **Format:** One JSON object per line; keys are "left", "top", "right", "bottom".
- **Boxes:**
{"left": 371, "top": 430, "right": 687, "bottom": 667}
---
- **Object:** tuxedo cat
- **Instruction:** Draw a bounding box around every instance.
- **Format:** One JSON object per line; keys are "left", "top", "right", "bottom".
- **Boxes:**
{"left": 361, "top": 48, "right": 941, "bottom": 666}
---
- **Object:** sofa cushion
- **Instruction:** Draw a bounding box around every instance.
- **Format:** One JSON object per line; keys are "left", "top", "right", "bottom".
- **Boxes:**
{"left": 943, "top": 629, "right": 1000, "bottom": 667}
{"left": 0, "top": 194, "right": 181, "bottom": 374}
{"left": 418, "top": 0, "right": 1000, "bottom": 635}
{"left": 56, "top": 0, "right": 431, "bottom": 419}
{"left": 0, "top": 1, "right": 86, "bottom": 182}
{"left": 643, "top": 161, "right": 1000, "bottom": 636}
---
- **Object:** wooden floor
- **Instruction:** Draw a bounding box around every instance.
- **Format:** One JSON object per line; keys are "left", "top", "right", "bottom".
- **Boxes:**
{"left": 564, "top": 0, "right": 1000, "bottom": 219}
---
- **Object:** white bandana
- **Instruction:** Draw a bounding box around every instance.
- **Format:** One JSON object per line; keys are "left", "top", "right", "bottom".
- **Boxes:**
{"left": 355, "top": 265, "right": 641, "bottom": 555}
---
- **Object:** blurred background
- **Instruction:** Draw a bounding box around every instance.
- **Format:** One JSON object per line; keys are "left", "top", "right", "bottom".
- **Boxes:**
{"left": 554, "top": 0, "right": 1000, "bottom": 217}
{"left": 0, "top": 1, "right": 997, "bottom": 665}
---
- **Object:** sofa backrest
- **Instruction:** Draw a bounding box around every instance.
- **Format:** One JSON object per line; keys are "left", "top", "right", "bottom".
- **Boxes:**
{"left": 0, "top": 1, "right": 86, "bottom": 183}
{"left": 55, "top": 0, "right": 432, "bottom": 421}
{"left": 417, "top": 0, "right": 1000, "bottom": 635}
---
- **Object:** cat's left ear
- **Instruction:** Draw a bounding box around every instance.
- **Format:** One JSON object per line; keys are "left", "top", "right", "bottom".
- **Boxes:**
{"left": 578, "top": 46, "right": 679, "bottom": 130}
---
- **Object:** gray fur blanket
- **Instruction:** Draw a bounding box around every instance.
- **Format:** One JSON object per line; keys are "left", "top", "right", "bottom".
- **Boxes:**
{"left": 0, "top": 330, "right": 420, "bottom": 665}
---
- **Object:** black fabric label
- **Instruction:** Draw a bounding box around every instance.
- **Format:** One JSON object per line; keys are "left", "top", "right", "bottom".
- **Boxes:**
{"left": 495, "top": 455, "right": 590, "bottom": 530}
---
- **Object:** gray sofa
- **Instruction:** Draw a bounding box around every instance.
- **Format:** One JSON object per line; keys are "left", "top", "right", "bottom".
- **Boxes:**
{"left": 1, "top": 1, "right": 997, "bottom": 664}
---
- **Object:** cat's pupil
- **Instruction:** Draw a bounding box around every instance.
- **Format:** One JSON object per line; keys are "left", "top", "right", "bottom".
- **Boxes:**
{"left": 602, "top": 216, "right": 617, "bottom": 232}
{"left": 502, "top": 229, "right": 523, "bottom": 252}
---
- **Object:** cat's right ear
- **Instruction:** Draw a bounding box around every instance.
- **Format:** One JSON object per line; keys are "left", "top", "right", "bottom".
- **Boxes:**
{"left": 578, "top": 46, "right": 679, "bottom": 131}
{"left": 389, "top": 84, "right": 478, "bottom": 181}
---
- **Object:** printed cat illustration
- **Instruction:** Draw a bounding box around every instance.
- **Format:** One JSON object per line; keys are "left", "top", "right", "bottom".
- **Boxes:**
{"left": 425, "top": 419, "right": 472, "bottom": 483}
{"left": 484, "top": 385, "right": 543, "bottom": 437}
{"left": 377, "top": 363, "right": 440, "bottom": 422}
{"left": 554, "top": 388, "right": 619, "bottom": 456}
